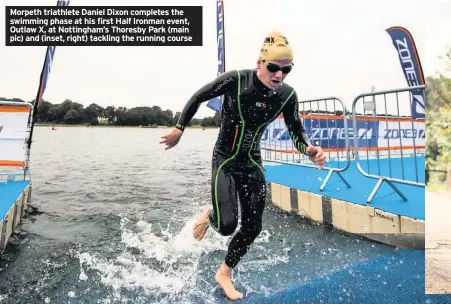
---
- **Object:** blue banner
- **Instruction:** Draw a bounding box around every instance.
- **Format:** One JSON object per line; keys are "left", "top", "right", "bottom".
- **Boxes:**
{"left": 206, "top": 0, "right": 225, "bottom": 113}
{"left": 37, "top": 46, "right": 56, "bottom": 108}
{"left": 304, "top": 119, "right": 378, "bottom": 149}
{"left": 260, "top": 119, "right": 379, "bottom": 150}
{"left": 36, "top": 0, "right": 70, "bottom": 108}
{"left": 28, "top": 0, "right": 70, "bottom": 150}
{"left": 386, "top": 26, "right": 425, "bottom": 119}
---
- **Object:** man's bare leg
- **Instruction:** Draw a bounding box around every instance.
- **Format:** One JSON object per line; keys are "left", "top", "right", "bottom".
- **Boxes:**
{"left": 215, "top": 263, "right": 244, "bottom": 300}
{"left": 193, "top": 205, "right": 212, "bottom": 241}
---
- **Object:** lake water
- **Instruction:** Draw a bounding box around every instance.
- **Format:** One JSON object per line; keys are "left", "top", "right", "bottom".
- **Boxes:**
{"left": 0, "top": 126, "right": 393, "bottom": 304}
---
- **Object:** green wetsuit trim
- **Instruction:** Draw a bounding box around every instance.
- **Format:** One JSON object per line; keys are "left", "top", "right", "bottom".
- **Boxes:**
{"left": 213, "top": 71, "right": 245, "bottom": 231}
{"left": 213, "top": 75, "right": 296, "bottom": 230}
{"left": 248, "top": 89, "right": 296, "bottom": 172}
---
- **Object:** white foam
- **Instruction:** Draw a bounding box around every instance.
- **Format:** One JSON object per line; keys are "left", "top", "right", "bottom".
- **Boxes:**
{"left": 254, "top": 230, "right": 271, "bottom": 243}
{"left": 75, "top": 210, "right": 295, "bottom": 302}
{"left": 79, "top": 270, "right": 88, "bottom": 281}
{"left": 77, "top": 212, "right": 229, "bottom": 301}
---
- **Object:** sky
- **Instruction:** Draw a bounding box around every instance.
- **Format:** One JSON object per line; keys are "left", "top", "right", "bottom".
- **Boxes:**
{"left": 1, "top": 0, "right": 451, "bottom": 119}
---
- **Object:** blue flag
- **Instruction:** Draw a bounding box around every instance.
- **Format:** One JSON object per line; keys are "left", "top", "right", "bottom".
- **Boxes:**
{"left": 28, "top": 0, "right": 70, "bottom": 150}
{"left": 386, "top": 26, "right": 425, "bottom": 119}
{"left": 36, "top": 0, "right": 70, "bottom": 108}
{"left": 206, "top": 0, "right": 225, "bottom": 113}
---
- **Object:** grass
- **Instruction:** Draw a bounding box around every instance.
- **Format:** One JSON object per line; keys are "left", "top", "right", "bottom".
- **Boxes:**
{"left": 426, "top": 182, "right": 447, "bottom": 193}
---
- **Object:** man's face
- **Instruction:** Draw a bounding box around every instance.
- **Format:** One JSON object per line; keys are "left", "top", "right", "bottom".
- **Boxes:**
{"left": 257, "top": 59, "right": 293, "bottom": 89}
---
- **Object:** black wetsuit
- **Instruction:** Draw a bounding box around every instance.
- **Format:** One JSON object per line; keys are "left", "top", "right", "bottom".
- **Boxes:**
{"left": 176, "top": 69, "right": 311, "bottom": 268}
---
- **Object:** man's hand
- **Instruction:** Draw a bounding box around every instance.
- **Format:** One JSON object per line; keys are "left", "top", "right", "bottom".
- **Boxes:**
{"left": 306, "top": 146, "right": 326, "bottom": 169}
{"left": 160, "top": 128, "right": 183, "bottom": 150}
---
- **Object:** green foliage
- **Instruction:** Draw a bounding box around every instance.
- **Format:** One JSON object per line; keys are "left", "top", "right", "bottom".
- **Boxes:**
{"left": 0, "top": 97, "right": 220, "bottom": 128}
{"left": 426, "top": 47, "right": 451, "bottom": 172}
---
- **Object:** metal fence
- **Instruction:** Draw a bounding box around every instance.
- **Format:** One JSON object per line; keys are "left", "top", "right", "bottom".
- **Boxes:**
{"left": 351, "top": 85, "right": 425, "bottom": 203}
{"left": 261, "top": 97, "right": 351, "bottom": 191}
{"left": 261, "top": 85, "right": 425, "bottom": 203}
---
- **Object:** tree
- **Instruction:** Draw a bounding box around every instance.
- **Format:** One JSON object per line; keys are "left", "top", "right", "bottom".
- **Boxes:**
{"left": 104, "top": 106, "right": 116, "bottom": 124}
{"left": 36, "top": 101, "right": 53, "bottom": 122}
{"left": 115, "top": 107, "right": 128, "bottom": 125}
{"left": 0, "top": 97, "right": 27, "bottom": 103}
{"left": 64, "top": 109, "right": 82, "bottom": 124}
{"left": 426, "top": 46, "right": 451, "bottom": 174}
{"left": 84, "top": 103, "right": 105, "bottom": 123}
{"left": 0, "top": 95, "right": 221, "bottom": 129}
{"left": 47, "top": 105, "right": 66, "bottom": 123}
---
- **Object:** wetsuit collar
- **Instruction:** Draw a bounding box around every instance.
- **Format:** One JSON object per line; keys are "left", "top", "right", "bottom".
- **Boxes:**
{"left": 253, "top": 69, "right": 273, "bottom": 95}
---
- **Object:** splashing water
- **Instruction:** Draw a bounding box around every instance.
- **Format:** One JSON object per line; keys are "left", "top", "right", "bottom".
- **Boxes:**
{"left": 75, "top": 212, "right": 231, "bottom": 303}
{"left": 71, "top": 210, "right": 295, "bottom": 303}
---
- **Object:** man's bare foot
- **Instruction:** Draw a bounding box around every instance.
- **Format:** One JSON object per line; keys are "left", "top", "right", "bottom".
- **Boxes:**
{"left": 193, "top": 206, "right": 212, "bottom": 241}
{"left": 215, "top": 263, "right": 244, "bottom": 301}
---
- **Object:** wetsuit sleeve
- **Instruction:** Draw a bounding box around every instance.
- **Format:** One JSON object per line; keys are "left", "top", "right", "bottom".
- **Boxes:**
{"left": 282, "top": 90, "right": 312, "bottom": 155}
{"left": 175, "top": 70, "right": 238, "bottom": 131}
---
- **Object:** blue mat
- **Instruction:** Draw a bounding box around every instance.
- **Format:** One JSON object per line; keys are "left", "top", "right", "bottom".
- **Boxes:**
{"left": 266, "top": 156, "right": 425, "bottom": 184}
{"left": 0, "top": 181, "right": 30, "bottom": 219}
{"left": 239, "top": 249, "right": 449, "bottom": 304}
{"left": 354, "top": 156, "right": 424, "bottom": 183}
{"left": 263, "top": 157, "right": 424, "bottom": 220}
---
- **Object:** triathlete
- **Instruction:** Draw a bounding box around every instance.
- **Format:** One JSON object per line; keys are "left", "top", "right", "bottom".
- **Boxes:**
{"left": 160, "top": 30, "right": 326, "bottom": 300}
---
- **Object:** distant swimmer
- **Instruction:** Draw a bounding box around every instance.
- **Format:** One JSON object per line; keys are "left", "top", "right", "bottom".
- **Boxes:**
{"left": 160, "top": 30, "right": 326, "bottom": 301}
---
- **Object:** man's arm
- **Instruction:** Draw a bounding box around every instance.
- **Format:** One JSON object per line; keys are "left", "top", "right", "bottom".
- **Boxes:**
{"left": 282, "top": 90, "right": 312, "bottom": 155}
{"left": 175, "top": 70, "right": 238, "bottom": 131}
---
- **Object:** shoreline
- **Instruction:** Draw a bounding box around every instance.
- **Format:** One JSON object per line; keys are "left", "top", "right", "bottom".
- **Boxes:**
{"left": 36, "top": 124, "right": 217, "bottom": 129}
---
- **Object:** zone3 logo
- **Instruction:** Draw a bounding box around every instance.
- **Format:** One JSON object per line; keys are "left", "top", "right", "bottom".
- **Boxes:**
{"left": 256, "top": 102, "right": 267, "bottom": 109}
